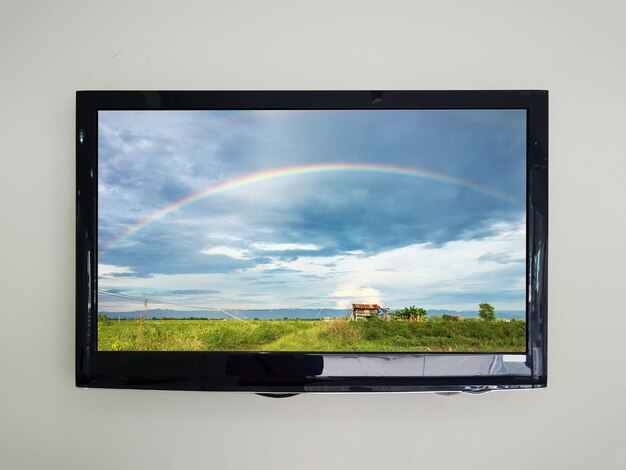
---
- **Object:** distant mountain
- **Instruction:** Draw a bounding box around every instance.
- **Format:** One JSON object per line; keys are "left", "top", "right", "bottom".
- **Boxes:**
{"left": 427, "top": 309, "right": 525, "bottom": 320}
{"left": 98, "top": 308, "right": 351, "bottom": 320}
{"left": 98, "top": 307, "right": 525, "bottom": 320}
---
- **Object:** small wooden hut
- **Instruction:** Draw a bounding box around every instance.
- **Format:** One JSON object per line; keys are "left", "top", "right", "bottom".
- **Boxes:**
{"left": 351, "top": 303, "right": 382, "bottom": 321}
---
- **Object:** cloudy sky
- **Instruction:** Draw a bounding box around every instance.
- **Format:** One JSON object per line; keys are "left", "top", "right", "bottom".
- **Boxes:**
{"left": 98, "top": 109, "right": 526, "bottom": 312}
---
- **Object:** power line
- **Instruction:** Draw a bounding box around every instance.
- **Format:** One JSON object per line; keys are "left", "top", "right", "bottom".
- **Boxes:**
{"left": 97, "top": 289, "right": 253, "bottom": 324}
{"left": 97, "top": 289, "right": 352, "bottom": 323}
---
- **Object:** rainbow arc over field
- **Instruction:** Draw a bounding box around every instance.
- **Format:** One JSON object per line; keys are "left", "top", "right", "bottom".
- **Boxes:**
{"left": 102, "top": 163, "right": 521, "bottom": 251}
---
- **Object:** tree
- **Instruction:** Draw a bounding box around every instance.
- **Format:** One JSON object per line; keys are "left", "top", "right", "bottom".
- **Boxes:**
{"left": 393, "top": 306, "right": 428, "bottom": 321}
{"left": 412, "top": 307, "right": 427, "bottom": 321}
{"left": 478, "top": 303, "right": 495, "bottom": 321}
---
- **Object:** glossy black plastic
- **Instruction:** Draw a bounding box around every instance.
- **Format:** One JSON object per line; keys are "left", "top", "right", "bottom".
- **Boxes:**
{"left": 76, "top": 90, "right": 548, "bottom": 393}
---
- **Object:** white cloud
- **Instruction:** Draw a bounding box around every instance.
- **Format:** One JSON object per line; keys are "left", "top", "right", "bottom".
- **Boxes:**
{"left": 99, "top": 220, "right": 526, "bottom": 311}
{"left": 206, "top": 234, "right": 243, "bottom": 242}
{"left": 243, "top": 218, "right": 526, "bottom": 310}
{"left": 344, "top": 250, "right": 365, "bottom": 256}
{"left": 98, "top": 264, "right": 134, "bottom": 279}
{"left": 250, "top": 242, "right": 321, "bottom": 251}
{"left": 201, "top": 246, "right": 250, "bottom": 259}
{"left": 331, "top": 285, "right": 382, "bottom": 309}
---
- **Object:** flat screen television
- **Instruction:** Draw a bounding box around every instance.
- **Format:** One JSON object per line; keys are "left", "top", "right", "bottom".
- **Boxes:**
{"left": 76, "top": 90, "right": 547, "bottom": 394}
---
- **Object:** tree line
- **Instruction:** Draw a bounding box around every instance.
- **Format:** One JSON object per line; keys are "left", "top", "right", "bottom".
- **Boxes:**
{"left": 381, "top": 303, "right": 496, "bottom": 321}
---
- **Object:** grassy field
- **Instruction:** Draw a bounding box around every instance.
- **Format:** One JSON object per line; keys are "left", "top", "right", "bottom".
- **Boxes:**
{"left": 98, "top": 318, "right": 526, "bottom": 352}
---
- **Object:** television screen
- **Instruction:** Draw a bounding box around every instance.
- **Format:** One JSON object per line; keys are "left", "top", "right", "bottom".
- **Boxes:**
{"left": 77, "top": 91, "right": 547, "bottom": 393}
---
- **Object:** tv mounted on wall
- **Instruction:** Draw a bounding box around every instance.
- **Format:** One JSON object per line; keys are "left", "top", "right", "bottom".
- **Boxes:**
{"left": 76, "top": 90, "right": 548, "bottom": 394}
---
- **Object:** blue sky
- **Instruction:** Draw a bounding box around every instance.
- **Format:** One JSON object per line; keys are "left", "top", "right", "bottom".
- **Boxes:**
{"left": 98, "top": 109, "right": 526, "bottom": 312}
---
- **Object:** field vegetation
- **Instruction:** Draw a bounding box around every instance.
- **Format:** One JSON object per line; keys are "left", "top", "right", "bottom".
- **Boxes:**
{"left": 98, "top": 316, "right": 525, "bottom": 352}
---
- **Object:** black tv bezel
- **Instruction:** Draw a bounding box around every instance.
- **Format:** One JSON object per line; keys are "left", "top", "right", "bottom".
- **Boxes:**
{"left": 76, "top": 90, "right": 548, "bottom": 393}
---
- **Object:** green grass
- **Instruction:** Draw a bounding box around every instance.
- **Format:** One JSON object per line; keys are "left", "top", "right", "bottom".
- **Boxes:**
{"left": 98, "top": 318, "right": 526, "bottom": 352}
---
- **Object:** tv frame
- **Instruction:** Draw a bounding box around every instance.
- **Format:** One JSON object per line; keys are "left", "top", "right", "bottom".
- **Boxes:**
{"left": 76, "top": 90, "right": 548, "bottom": 394}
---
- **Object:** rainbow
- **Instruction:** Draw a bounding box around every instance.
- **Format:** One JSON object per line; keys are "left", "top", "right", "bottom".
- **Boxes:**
{"left": 102, "top": 163, "right": 521, "bottom": 251}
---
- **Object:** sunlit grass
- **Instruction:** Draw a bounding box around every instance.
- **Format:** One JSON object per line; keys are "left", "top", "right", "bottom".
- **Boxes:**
{"left": 98, "top": 318, "right": 526, "bottom": 352}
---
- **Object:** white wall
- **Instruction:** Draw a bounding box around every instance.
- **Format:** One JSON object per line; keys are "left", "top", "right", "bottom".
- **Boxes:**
{"left": 1, "top": 1, "right": 625, "bottom": 468}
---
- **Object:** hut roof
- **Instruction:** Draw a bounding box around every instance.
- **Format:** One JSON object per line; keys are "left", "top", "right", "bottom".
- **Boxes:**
{"left": 352, "top": 303, "right": 380, "bottom": 309}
